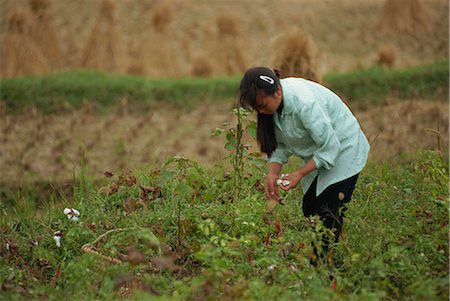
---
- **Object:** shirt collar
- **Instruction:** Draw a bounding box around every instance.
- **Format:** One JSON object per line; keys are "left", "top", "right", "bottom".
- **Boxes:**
{"left": 280, "top": 80, "right": 294, "bottom": 116}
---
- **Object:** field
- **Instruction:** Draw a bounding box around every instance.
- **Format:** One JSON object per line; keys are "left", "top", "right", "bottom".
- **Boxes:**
{"left": 0, "top": 0, "right": 449, "bottom": 300}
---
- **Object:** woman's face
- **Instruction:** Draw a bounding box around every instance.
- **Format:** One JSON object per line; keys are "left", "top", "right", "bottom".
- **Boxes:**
{"left": 255, "top": 85, "right": 283, "bottom": 115}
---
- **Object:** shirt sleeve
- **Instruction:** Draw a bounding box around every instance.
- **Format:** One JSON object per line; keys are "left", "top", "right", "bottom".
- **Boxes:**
{"left": 299, "top": 100, "right": 341, "bottom": 170}
{"left": 268, "top": 141, "right": 292, "bottom": 165}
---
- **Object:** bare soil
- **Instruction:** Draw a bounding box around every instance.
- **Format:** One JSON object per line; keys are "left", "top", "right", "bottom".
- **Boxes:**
{"left": 1, "top": 100, "right": 447, "bottom": 184}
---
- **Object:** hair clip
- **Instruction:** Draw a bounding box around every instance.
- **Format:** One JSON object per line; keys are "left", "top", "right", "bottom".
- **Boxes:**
{"left": 259, "top": 75, "right": 274, "bottom": 85}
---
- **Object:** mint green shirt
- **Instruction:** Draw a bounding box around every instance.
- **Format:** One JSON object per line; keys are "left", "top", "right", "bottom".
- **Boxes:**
{"left": 269, "top": 78, "right": 370, "bottom": 196}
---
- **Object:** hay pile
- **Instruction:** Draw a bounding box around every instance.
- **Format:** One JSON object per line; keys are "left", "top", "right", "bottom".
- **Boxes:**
{"left": 376, "top": 45, "right": 396, "bottom": 68}
{"left": 213, "top": 14, "right": 249, "bottom": 76}
{"left": 28, "top": 0, "right": 64, "bottom": 68}
{"left": 140, "top": 2, "right": 185, "bottom": 78}
{"left": 379, "top": 0, "right": 432, "bottom": 34}
{"left": 190, "top": 13, "right": 249, "bottom": 77}
{"left": 81, "top": 0, "right": 122, "bottom": 72}
{"left": 0, "top": 10, "right": 48, "bottom": 78}
{"left": 271, "top": 27, "right": 320, "bottom": 82}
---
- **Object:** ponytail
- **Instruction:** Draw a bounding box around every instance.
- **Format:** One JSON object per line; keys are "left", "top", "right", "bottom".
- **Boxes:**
{"left": 257, "top": 113, "right": 277, "bottom": 157}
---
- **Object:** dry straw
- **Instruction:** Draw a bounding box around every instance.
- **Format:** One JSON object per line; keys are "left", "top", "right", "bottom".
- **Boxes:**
{"left": 81, "top": 0, "right": 123, "bottom": 72}
{"left": 0, "top": 10, "right": 48, "bottom": 78}
{"left": 141, "top": 1, "right": 185, "bottom": 77}
{"left": 379, "top": 0, "right": 432, "bottom": 34}
{"left": 376, "top": 45, "right": 396, "bottom": 68}
{"left": 151, "top": 2, "right": 173, "bottom": 33}
{"left": 193, "top": 13, "right": 249, "bottom": 77}
{"left": 191, "top": 51, "right": 214, "bottom": 77}
{"left": 28, "top": 0, "right": 64, "bottom": 68}
{"left": 216, "top": 14, "right": 249, "bottom": 75}
{"left": 271, "top": 27, "right": 320, "bottom": 82}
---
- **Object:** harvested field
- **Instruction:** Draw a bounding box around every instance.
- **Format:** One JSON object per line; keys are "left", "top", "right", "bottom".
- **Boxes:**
{"left": 0, "top": 100, "right": 447, "bottom": 185}
{"left": 0, "top": 0, "right": 448, "bottom": 77}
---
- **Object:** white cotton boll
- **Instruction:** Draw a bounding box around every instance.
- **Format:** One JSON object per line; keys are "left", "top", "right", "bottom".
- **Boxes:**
{"left": 70, "top": 216, "right": 79, "bottom": 221}
{"left": 276, "top": 178, "right": 290, "bottom": 187}
{"left": 71, "top": 208, "right": 80, "bottom": 216}
{"left": 53, "top": 235, "right": 61, "bottom": 248}
{"left": 63, "top": 208, "right": 72, "bottom": 215}
{"left": 276, "top": 174, "right": 290, "bottom": 187}
{"left": 281, "top": 180, "right": 290, "bottom": 187}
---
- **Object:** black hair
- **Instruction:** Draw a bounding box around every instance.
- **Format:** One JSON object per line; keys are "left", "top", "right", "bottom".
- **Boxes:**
{"left": 238, "top": 67, "right": 281, "bottom": 157}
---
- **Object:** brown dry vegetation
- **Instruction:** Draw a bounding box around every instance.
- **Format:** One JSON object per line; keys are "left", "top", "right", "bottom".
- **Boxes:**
{"left": 0, "top": 9, "right": 48, "bottom": 77}
{"left": 271, "top": 27, "right": 320, "bottom": 82}
{"left": 379, "top": 0, "right": 432, "bottom": 34}
{"left": 0, "top": 100, "right": 448, "bottom": 184}
{"left": 0, "top": 0, "right": 448, "bottom": 78}
{"left": 28, "top": 0, "right": 64, "bottom": 68}
{"left": 80, "top": 0, "right": 125, "bottom": 72}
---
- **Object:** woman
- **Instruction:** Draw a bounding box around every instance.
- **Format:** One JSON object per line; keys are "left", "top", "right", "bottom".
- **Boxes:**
{"left": 238, "top": 67, "right": 370, "bottom": 258}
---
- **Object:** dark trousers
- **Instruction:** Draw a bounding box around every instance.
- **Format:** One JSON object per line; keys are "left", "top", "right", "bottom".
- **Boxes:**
{"left": 302, "top": 173, "right": 359, "bottom": 257}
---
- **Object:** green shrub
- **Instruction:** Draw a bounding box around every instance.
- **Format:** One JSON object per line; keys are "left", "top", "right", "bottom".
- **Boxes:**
{"left": 0, "top": 149, "right": 448, "bottom": 300}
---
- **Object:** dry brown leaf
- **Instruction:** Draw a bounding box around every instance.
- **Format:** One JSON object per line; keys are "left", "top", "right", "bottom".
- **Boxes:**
{"left": 104, "top": 171, "right": 114, "bottom": 177}
{"left": 266, "top": 200, "right": 278, "bottom": 212}
{"left": 139, "top": 185, "right": 162, "bottom": 201}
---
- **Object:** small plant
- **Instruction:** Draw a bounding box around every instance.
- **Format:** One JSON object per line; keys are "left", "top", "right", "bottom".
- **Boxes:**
{"left": 212, "top": 107, "right": 261, "bottom": 203}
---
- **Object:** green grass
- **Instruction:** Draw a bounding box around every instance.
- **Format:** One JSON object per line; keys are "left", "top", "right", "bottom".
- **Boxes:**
{"left": 324, "top": 59, "right": 449, "bottom": 103}
{"left": 0, "top": 60, "right": 448, "bottom": 113}
{"left": 0, "top": 71, "right": 240, "bottom": 113}
{"left": 0, "top": 150, "right": 448, "bottom": 301}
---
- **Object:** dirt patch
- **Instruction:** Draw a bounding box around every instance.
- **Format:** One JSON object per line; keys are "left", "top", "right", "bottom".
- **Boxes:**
{"left": 0, "top": 100, "right": 447, "bottom": 185}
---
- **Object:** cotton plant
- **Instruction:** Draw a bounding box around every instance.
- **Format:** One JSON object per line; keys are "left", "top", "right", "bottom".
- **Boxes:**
{"left": 52, "top": 208, "right": 81, "bottom": 248}
{"left": 53, "top": 231, "right": 63, "bottom": 248}
{"left": 63, "top": 208, "right": 80, "bottom": 221}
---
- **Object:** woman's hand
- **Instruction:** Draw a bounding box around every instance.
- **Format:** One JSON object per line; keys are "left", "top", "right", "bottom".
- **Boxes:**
{"left": 280, "top": 170, "right": 303, "bottom": 191}
{"left": 264, "top": 173, "right": 280, "bottom": 201}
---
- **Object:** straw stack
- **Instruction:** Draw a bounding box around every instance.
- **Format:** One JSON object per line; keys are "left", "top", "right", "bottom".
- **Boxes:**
{"left": 28, "top": 0, "right": 64, "bottom": 68}
{"left": 379, "top": 0, "right": 432, "bottom": 34}
{"left": 80, "top": 0, "right": 121, "bottom": 72}
{"left": 271, "top": 27, "right": 320, "bottom": 82}
{"left": 0, "top": 10, "right": 48, "bottom": 78}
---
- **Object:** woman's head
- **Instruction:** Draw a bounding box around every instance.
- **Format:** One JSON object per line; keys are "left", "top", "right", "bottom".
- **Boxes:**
{"left": 238, "top": 67, "right": 282, "bottom": 157}
{"left": 239, "top": 67, "right": 282, "bottom": 115}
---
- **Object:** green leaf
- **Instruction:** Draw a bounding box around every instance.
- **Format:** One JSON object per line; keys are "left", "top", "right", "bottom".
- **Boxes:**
{"left": 211, "top": 127, "right": 224, "bottom": 136}
{"left": 247, "top": 121, "right": 257, "bottom": 139}
{"left": 225, "top": 132, "right": 237, "bottom": 150}
{"left": 225, "top": 143, "right": 234, "bottom": 151}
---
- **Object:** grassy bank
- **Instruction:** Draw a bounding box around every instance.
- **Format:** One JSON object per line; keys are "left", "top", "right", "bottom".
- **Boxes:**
{"left": 0, "top": 60, "right": 448, "bottom": 113}
{"left": 325, "top": 59, "right": 449, "bottom": 103}
{"left": 0, "top": 71, "right": 240, "bottom": 113}
{"left": 0, "top": 150, "right": 448, "bottom": 300}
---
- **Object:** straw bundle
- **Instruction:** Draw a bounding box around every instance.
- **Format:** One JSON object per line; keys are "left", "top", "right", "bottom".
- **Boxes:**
{"left": 191, "top": 51, "right": 214, "bottom": 77}
{"left": 141, "top": 30, "right": 183, "bottom": 78}
{"left": 141, "top": 2, "right": 186, "bottom": 77}
{"left": 205, "top": 14, "right": 249, "bottom": 76}
{"left": 80, "top": 0, "right": 121, "bottom": 72}
{"left": 271, "top": 28, "right": 320, "bottom": 82}
{"left": 376, "top": 45, "right": 396, "bottom": 68}
{"left": 379, "top": 0, "right": 431, "bottom": 34}
{"left": 0, "top": 10, "right": 48, "bottom": 78}
{"left": 28, "top": 0, "right": 64, "bottom": 68}
{"left": 151, "top": 2, "right": 173, "bottom": 33}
